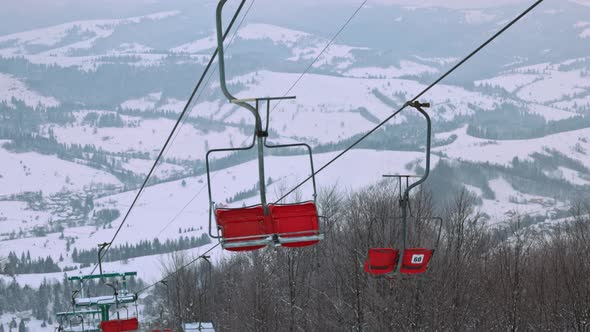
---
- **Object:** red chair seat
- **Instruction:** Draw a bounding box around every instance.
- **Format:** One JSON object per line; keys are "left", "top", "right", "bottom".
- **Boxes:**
{"left": 215, "top": 202, "right": 322, "bottom": 250}
{"left": 364, "top": 248, "right": 399, "bottom": 275}
{"left": 216, "top": 205, "right": 273, "bottom": 251}
{"left": 400, "top": 248, "right": 434, "bottom": 274}
{"left": 270, "top": 202, "right": 321, "bottom": 248}
{"left": 101, "top": 318, "right": 139, "bottom": 332}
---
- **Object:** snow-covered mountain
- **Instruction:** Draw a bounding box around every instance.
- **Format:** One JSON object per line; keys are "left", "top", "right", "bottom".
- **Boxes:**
{"left": 1, "top": 0, "right": 589, "bottom": 312}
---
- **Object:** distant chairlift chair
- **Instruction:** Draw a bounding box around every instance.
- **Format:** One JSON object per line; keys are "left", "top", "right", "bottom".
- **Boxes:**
{"left": 98, "top": 290, "right": 139, "bottom": 332}
{"left": 206, "top": 0, "right": 323, "bottom": 251}
{"left": 364, "top": 101, "right": 439, "bottom": 276}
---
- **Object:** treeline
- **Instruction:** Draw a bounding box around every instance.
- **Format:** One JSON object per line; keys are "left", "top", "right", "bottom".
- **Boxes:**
{"left": 150, "top": 186, "right": 590, "bottom": 331}
{"left": 467, "top": 103, "right": 590, "bottom": 140}
{"left": 83, "top": 112, "right": 125, "bottom": 128}
{"left": 72, "top": 234, "right": 210, "bottom": 264}
{"left": 225, "top": 178, "right": 274, "bottom": 204}
{"left": 1, "top": 251, "right": 61, "bottom": 275}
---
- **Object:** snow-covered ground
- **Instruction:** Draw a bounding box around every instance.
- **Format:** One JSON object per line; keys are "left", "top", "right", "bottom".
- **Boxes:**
{"left": 524, "top": 104, "right": 576, "bottom": 121}
{"left": 475, "top": 73, "right": 541, "bottom": 93}
{"left": 171, "top": 22, "right": 366, "bottom": 70}
{"left": 478, "top": 178, "right": 557, "bottom": 222}
{"left": 0, "top": 11, "right": 179, "bottom": 57}
{"left": 0, "top": 312, "right": 55, "bottom": 332}
{"left": 223, "top": 70, "right": 498, "bottom": 131}
{"left": 0, "top": 142, "right": 121, "bottom": 197}
{"left": 0, "top": 73, "right": 59, "bottom": 108}
{"left": 0, "top": 2, "right": 589, "bottom": 307}
{"left": 0, "top": 201, "right": 53, "bottom": 235}
{"left": 0, "top": 149, "right": 436, "bottom": 276}
{"left": 44, "top": 116, "right": 251, "bottom": 161}
{"left": 120, "top": 92, "right": 163, "bottom": 111}
{"left": 477, "top": 61, "right": 590, "bottom": 107}
{"left": 344, "top": 61, "right": 438, "bottom": 78}
{"left": 434, "top": 126, "right": 590, "bottom": 168}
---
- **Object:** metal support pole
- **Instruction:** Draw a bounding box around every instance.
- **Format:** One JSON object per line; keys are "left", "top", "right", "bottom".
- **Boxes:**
{"left": 216, "top": 0, "right": 270, "bottom": 215}
{"left": 398, "top": 101, "right": 431, "bottom": 272}
{"left": 97, "top": 242, "right": 110, "bottom": 279}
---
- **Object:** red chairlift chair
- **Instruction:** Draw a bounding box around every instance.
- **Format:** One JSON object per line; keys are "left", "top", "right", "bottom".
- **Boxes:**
{"left": 215, "top": 205, "right": 273, "bottom": 251}
{"left": 206, "top": 0, "right": 323, "bottom": 251}
{"left": 364, "top": 248, "right": 399, "bottom": 275}
{"left": 364, "top": 101, "right": 438, "bottom": 277}
{"left": 101, "top": 318, "right": 139, "bottom": 332}
{"left": 400, "top": 248, "right": 435, "bottom": 275}
{"left": 97, "top": 281, "right": 140, "bottom": 332}
{"left": 270, "top": 202, "right": 321, "bottom": 248}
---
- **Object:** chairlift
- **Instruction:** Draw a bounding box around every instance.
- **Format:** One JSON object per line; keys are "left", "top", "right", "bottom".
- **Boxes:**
{"left": 67, "top": 243, "right": 140, "bottom": 331}
{"left": 98, "top": 282, "right": 139, "bottom": 332}
{"left": 364, "top": 101, "right": 440, "bottom": 276}
{"left": 55, "top": 309, "right": 102, "bottom": 332}
{"left": 206, "top": 0, "right": 323, "bottom": 251}
{"left": 101, "top": 318, "right": 139, "bottom": 332}
{"left": 97, "top": 293, "right": 139, "bottom": 332}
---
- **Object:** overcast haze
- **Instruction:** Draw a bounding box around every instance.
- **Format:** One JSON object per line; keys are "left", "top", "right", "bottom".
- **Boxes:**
{"left": 2, "top": 0, "right": 580, "bottom": 34}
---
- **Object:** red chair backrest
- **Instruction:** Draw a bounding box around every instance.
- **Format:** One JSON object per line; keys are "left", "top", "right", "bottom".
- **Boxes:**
{"left": 216, "top": 205, "right": 273, "bottom": 251}
{"left": 216, "top": 202, "right": 321, "bottom": 250}
{"left": 400, "top": 248, "right": 434, "bottom": 274}
{"left": 101, "top": 318, "right": 139, "bottom": 332}
{"left": 364, "top": 248, "right": 398, "bottom": 275}
{"left": 270, "top": 202, "right": 320, "bottom": 248}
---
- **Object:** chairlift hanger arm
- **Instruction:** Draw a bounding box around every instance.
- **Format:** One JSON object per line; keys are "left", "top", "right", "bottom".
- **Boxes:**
{"left": 97, "top": 242, "right": 110, "bottom": 280}
{"left": 401, "top": 101, "right": 431, "bottom": 201}
{"left": 231, "top": 96, "right": 296, "bottom": 103}
{"left": 68, "top": 271, "right": 137, "bottom": 281}
{"left": 429, "top": 217, "right": 443, "bottom": 249}
{"left": 396, "top": 101, "right": 431, "bottom": 273}
{"left": 216, "top": 0, "right": 259, "bottom": 126}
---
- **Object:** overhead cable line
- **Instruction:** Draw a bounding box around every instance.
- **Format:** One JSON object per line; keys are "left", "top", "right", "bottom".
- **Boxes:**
{"left": 130, "top": 0, "right": 372, "bottom": 290}
{"left": 85, "top": 0, "right": 251, "bottom": 278}
{"left": 274, "top": 0, "right": 545, "bottom": 204}
{"left": 95, "top": 0, "right": 545, "bottom": 293}
{"left": 155, "top": 0, "right": 257, "bottom": 237}
{"left": 154, "top": 0, "right": 364, "bottom": 236}
{"left": 273, "top": 0, "right": 368, "bottom": 109}
{"left": 160, "top": 0, "right": 256, "bottom": 158}
{"left": 134, "top": 0, "right": 546, "bottom": 287}
{"left": 136, "top": 242, "right": 220, "bottom": 294}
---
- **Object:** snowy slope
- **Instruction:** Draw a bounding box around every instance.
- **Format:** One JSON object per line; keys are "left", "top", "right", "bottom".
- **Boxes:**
{"left": 0, "top": 73, "right": 59, "bottom": 108}
{"left": 1, "top": 1, "right": 589, "bottom": 297}
{"left": 0, "top": 11, "right": 179, "bottom": 56}
{"left": 0, "top": 149, "right": 436, "bottom": 269}
{"left": 435, "top": 126, "right": 590, "bottom": 167}
{"left": 0, "top": 143, "right": 121, "bottom": 197}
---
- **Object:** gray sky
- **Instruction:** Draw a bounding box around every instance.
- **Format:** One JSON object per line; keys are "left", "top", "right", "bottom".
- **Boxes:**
{"left": 1, "top": 0, "right": 585, "bottom": 35}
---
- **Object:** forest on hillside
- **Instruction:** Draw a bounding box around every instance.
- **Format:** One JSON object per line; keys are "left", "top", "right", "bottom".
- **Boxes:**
{"left": 146, "top": 186, "right": 590, "bottom": 331}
